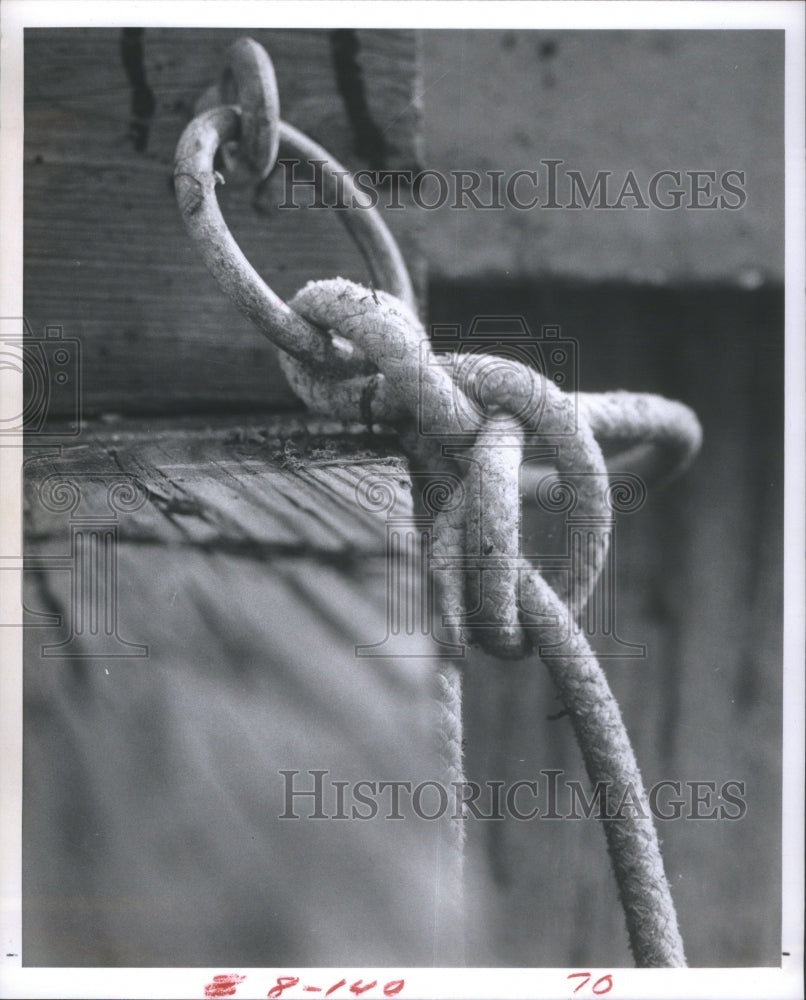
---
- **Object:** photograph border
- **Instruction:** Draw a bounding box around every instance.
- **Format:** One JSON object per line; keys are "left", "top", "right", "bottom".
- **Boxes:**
{"left": 1, "top": 3, "right": 803, "bottom": 998}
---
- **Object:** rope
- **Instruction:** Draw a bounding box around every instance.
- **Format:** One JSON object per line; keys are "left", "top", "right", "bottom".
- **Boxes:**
{"left": 282, "top": 277, "right": 694, "bottom": 967}
{"left": 434, "top": 660, "right": 466, "bottom": 964}
{"left": 173, "top": 37, "right": 702, "bottom": 968}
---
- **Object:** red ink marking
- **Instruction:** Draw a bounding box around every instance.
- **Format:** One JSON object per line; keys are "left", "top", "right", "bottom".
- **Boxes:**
{"left": 382, "top": 981, "right": 404, "bottom": 997}
{"left": 268, "top": 976, "right": 300, "bottom": 998}
{"left": 325, "top": 979, "right": 347, "bottom": 997}
{"left": 349, "top": 980, "right": 377, "bottom": 996}
{"left": 303, "top": 989, "right": 323, "bottom": 994}
{"left": 204, "top": 973, "right": 246, "bottom": 998}
{"left": 568, "top": 972, "right": 591, "bottom": 994}
{"left": 567, "top": 972, "right": 613, "bottom": 997}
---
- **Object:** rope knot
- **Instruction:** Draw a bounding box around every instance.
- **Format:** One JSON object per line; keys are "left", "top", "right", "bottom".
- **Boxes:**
{"left": 277, "top": 277, "right": 702, "bottom": 664}
{"left": 278, "top": 278, "right": 698, "bottom": 965}
{"left": 174, "top": 38, "right": 699, "bottom": 963}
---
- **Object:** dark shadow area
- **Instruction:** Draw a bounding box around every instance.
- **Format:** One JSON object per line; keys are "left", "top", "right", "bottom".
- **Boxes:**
{"left": 430, "top": 277, "right": 784, "bottom": 966}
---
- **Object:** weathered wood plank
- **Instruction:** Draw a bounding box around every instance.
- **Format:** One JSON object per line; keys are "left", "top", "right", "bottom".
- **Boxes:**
{"left": 25, "top": 416, "right": 408, "bottom": 552}
{"left": 23, "top": 551, "right": 458, "bottom": 966}
{"left": 24, "top": 28, "right": 423, "bottom": 418}
{"left": 22, "top": 418, "right": 467, "bottom": 966}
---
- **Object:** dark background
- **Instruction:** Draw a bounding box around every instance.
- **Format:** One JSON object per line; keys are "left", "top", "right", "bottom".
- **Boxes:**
{"left": 431, "top": 280, "right": 783, "bottom": 965}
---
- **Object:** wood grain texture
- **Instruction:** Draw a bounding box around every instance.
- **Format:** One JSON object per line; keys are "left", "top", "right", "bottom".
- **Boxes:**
{"left": 22, "top": 416, "right": 469, "bottom": 966}
{"left": 24, "top": 417, "right": 408, "bottom": 553}
{"left": 24, "top": 28, "right": 424, "bottom": 418}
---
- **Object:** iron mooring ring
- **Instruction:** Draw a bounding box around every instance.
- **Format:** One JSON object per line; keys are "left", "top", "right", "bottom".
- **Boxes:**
{"left": 174, "top": 39, "right": 415, "bottom": 377}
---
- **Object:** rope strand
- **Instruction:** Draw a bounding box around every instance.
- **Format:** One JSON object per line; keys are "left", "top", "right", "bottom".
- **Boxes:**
{"left": 520, "top": 572, "right": 687, "bottom": 966}
{"left": 283, "top": 277, "right": 697, "bottom": 967}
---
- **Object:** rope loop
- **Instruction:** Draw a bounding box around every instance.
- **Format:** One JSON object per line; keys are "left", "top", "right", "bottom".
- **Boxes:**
{"left": 173, "top": 36, "right": 702, "bottom": 969}
{"left": 282, "top": 276, "right": 701, "bottom": 657}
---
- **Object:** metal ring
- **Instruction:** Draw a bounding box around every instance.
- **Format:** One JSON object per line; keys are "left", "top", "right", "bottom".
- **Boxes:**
{"left": 174, "top": 45, "right": 415, "bottom": 376}
{"left": 219, "top": 37, "right": 281, "bottom": 180}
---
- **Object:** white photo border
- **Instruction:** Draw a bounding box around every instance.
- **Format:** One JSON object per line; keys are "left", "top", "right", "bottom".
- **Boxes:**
{"left": 1, "top": 3, "right": 803, "bottom": 999}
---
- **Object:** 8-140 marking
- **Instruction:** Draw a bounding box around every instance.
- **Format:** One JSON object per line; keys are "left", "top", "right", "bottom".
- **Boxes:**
{"left": 204, "top": 974, "right": 404, "bottom": 998}
{"left": 204, "top": 970, "right": 614, "bottom": 998}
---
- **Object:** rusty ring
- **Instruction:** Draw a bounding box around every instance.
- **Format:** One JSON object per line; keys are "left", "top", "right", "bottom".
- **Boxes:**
{"left": 175, "top": 38, "right": 414, "bottom": 376}
{"left": 218, "top": 37, "right": 281, "bottom": 180}
{"left": 175, "top": 106, "right": 415, "bottom": 374}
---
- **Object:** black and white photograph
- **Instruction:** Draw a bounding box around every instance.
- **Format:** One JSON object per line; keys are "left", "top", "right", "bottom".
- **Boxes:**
{"left": 1, "top": 2, "right": 803, "bottom": 999}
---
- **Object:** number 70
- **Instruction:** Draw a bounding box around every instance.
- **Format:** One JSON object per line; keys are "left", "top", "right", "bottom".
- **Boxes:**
{"left": 567, "top": 971, "right": 614, "bottom": 995}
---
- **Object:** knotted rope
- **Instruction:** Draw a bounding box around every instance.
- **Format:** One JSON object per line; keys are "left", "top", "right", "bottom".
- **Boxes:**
{"left": 174, "top": 37, "right": 701, "bottom": 968}
{"left": 282, "top": 279, "right": 696, "bottom": 968}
